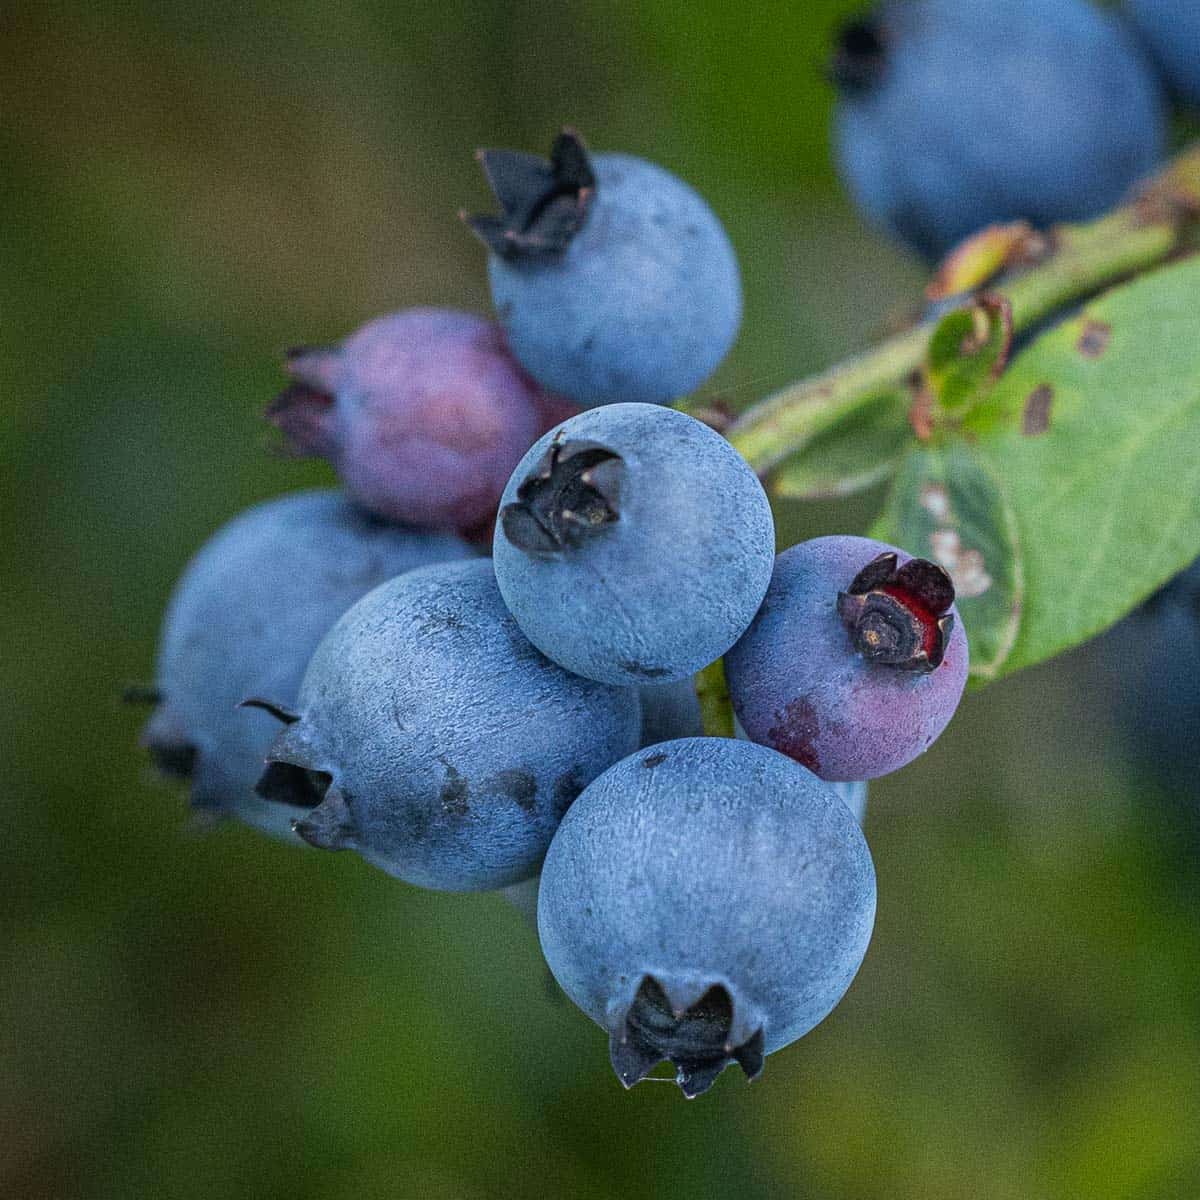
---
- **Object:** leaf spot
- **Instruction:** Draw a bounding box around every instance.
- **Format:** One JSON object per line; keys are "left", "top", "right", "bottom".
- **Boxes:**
{"left": 919, "top": 483, "right": 951, "bottom": 521}
{"left": 1021, "top": 385, "right": 1053, "bottom": 436}
{"left": 930, "top": 529, "right": 992, "bottom": 598}
{"left": 1076, "top": 320, "right": 1111, "bottom": 359}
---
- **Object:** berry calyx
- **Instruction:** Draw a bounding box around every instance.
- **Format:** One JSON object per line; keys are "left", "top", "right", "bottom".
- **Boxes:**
{"left": 498, "top": 435, "right": 623, "bottom": 556}
{"left": 290, "top": 787, "right": 354, "bottom": 851}
{"left": 609, "top": 975, "right": 765, "bottom": 1098}
{"left": 830, "top": 16, "right": 888, "bottom": 95}
{"left": 836, "top": 551, "right": 955, "bottom": 671}
{"left": 464, "top": 129, "right": 596, "bottom": 260}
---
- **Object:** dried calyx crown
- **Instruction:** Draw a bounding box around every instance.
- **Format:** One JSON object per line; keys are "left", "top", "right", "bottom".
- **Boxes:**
{"left": 499, "top": 435, "right": 623, "bottom": 556}
{"left": 836, "top": 552, "right": 955, "bottom": 672}
{"left": 609, "top": 975, "right": 765, "bottom": 1099}
{"left": 829, "top": 13, "right": 889, "bottom": 94}
{"left": 464, "top": 129, "right": 597, "bottom": 260}
{"left": 266, "top": 345, "right": 341, "bottom": 458}
{"left": 241, "top": 698, "right": 353, "bottom": 848}
{"left": 255, "top": 753, "right": 352, "bottom": 850}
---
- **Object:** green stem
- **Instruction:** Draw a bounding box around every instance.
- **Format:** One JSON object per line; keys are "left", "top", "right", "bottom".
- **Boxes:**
{"left": 695, "top": 658, "right": 735, "bottom": 739}
{"left": 725, "top": 146, "right": 1200, "bottom": 477}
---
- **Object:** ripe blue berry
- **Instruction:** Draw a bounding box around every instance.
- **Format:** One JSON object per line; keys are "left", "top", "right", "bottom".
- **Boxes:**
{"left": 256, "top": 558, "right": 641, "bottom": 890}
{"left": 492, "top": 403, "right": 775, "bottom": 685}
{"left": 466, "top": 131, "right": 742, "bottom": 406}
{"left": 725, "top": 535, "right": 969, "bottom": 780}
{"left": 137, "top": 490, "right": 473, "bottom": 837}
{"left": 538, "top": 737, "right": 876, "bottom": 1097}
{"left": 268, "top": 308, "right": 577, "bottom": 534}
{"left": 1126, "top": 0, "right": 1200, "bottom": 107}
{"left": 831, "top": 0, "right": 1166, "bottom": 260}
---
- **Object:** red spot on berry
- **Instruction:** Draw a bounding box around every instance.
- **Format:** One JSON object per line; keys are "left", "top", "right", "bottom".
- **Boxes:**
{"left": 768, "top": 697, "right": 821, "bottom": 772}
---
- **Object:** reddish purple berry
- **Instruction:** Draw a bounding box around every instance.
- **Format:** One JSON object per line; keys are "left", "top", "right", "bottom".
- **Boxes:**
{"left": 268, "top": 308, "right": 578, "bottom": 534}
{"left": 725, "top": 535, "right": 969, "bottom": 781}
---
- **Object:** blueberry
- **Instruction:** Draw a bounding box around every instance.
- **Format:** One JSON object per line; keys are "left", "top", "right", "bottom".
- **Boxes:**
{"left": 256, "top": 559, "right": 641, "bottom": 890}
{"left": 725, "top": 535, "right": 969, "bottom": 780}
{"left": 1126, "top": 0, "right": 1200, "bottom": 107}
{"left": 137, "top": 490, "right": 473, "bottom": 837}
{"left": 638, "top": 679, "right": 703, "bottom": 747}
{"left": 831, "top": 0, "right": 1166, "bottom": 260}
{"left": 537, "top": 737, "right": 876, "bottom": 1097}
{"left": 492, "top": 403, "right": 775, "bottom": 685}
{"left": 465, "top": 130, "right": 742, "bottom": 406}
{"left": 267, "top": 308, "right": 578, "bottom": 534}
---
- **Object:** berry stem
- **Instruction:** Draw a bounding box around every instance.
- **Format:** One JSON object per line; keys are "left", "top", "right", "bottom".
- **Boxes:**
{"left": 695, "top": 658, "right": 735, "bottom": 738}
{"left": 722, "top": 143, "right": 1200, "bottom": 479}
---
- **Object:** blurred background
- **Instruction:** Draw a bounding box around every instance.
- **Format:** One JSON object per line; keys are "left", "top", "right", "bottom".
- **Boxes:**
{"left": 4, "top": 0, "right": 1199, "bottom": 1196}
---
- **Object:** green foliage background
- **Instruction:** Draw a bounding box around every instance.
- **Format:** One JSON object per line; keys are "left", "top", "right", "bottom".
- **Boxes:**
{"left": 3, "top": 1, "right": 1198, "bottom": 1196}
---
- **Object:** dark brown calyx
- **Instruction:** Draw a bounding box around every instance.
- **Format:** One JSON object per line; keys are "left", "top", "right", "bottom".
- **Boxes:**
{"left": 609, "top": 976, "right": 765, "bottom": 1099}
{"left": 499, "top": 436, "right": 623, "bottom": 556}
{"left": 133, "top": 690, "right": 217, "bottom": 810}
{"left": 829, "top": 15, "right": 889, "bottom": 94}
{"left": 143, "top": 729, "right": 224, "bottom": 814}
{"left": 836, "top": 551, "right": 955, "bottom": 672}
{"left": 256, "top": 750, "right": 353, "bottom": 849}
{"left": 254, "top": 761, "right": 332, "bottom": 811}
{"left": 266, "top": 380, "right": 337, "bottom": 458}
{"left": 290, "top": 788, "right": 354, "bottom": 851}
{"left": 464, "top": 129, "right": 596, "bottom": 260}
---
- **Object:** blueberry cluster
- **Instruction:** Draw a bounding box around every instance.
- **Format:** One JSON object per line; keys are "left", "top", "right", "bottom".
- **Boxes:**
{"left": 134, "top": 129, "right": 972, "bottom": 1098}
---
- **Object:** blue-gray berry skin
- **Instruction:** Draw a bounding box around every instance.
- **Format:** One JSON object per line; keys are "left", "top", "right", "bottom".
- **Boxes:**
{"left": 469, "top": 132, "right": 741, "bottom": 406}
{"left": 258, "top": 559, "right": 641, "bottom": 891}
{"left": 538, "top": 738, "right": 876, "bottom": 1098}
{"left": 493, "top": 404, "right": 775, "bottom": 685}
{"left": 139, "top": 490, "right": 473, "bottom": 838}
{"left": 1126, "top": 0, "right": 1200, "bottom": 107}
{"left": 832, "top": 0, "right": 1166, "bottom": 260}
{"left": 638, "top": 679, "right": 703, "bottom": 746}
{"left": 726, "top": 536, "right": 969, "bottom": 781}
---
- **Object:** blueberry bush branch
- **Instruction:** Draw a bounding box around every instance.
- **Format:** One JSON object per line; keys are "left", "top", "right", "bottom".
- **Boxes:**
{"left": 724, "top": 145, "right": 1200, "bottom": 478}
{"left": 717, "top": 143, "right": 1200, "bottom": 686}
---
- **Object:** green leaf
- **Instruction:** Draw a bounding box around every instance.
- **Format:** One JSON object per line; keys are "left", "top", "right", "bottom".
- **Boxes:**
{"left": 770, "top": 389, "right": 912, "bottom": 500}
{"left": 926, "top": 294, "right": 1013, "bottom": 417}
{"left": 967, "top": 256, "right": 1200, "bottom": 676}
{"left": 876, "top": 442, "right": 1023, "bottom": 679}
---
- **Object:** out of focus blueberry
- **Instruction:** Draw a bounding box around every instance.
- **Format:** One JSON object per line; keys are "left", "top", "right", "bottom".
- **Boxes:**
{"left": 832, "top": 0, "right": 1166, "bottom": 260}
{"left": 268, "top": 308, "right": 577, "bottom": 534}
{"left": 138, "top": 490, "right": 472, "bottom": 837}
